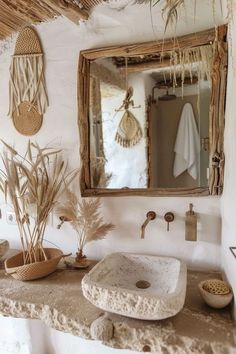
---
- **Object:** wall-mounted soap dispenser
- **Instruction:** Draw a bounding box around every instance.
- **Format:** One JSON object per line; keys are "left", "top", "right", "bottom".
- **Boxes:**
{"left": 185, "top": 204, "right": 197, "bottom": 241}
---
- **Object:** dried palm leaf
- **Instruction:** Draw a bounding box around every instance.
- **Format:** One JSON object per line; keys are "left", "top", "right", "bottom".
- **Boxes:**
{"left": 132, "top": 0, "right": 184, "bottom": 30}
{"left": 163, "top": 0, "right": 184, "bottom": 31}
{"left": 132, "top": 0, "right": 231, "bottom": 32}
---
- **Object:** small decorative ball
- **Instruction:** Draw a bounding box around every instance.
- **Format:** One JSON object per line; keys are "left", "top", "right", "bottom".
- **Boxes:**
{"left": 90, "top": 316, "right": 114, "bottom": 341}
{"left": 202, "top": 279, "right": 231, "bottom": 295}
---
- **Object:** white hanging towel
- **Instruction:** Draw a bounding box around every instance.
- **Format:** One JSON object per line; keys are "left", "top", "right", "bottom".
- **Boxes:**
{"left": 173, "top": 103, "right": 200, "bottom": 180}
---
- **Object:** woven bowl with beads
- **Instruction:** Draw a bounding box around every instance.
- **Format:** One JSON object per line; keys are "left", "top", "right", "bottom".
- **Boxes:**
{"left": 198, "top": 279, "right": 233, "bottom": 309}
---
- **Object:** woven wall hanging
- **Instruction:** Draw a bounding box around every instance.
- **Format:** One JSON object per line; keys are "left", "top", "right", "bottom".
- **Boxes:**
{"left": 115, "top": 108, "right": 142, "bottom": 148}
{"left": 9, "top": 26, "right": 48, "bottom": 136}
{"left": 115, "top": 87, "right": 142, "bottom": 148}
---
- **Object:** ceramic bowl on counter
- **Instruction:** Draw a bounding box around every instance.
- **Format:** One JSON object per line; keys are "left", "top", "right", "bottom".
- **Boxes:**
{"left": 198, "top": 279, "right": 233, "bottom": 309}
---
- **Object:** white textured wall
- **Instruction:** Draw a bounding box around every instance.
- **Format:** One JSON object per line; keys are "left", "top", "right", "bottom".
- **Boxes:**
{"left": 0, "top": 12, "right": 223, "bottom": 271}
{"left": 221, "top": 14, "right": 236, "bottom": 319}
{"left": 0, "top": 0, "right": 231, "bottom": 353}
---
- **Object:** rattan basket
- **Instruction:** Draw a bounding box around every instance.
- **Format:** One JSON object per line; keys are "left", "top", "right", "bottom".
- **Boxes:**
{"left": 5, "top": 248, "right": 65, "bottom": 281}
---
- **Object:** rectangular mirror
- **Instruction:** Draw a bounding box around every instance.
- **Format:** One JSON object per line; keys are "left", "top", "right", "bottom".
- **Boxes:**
{"left": 78, "top": 26, "right": 227, "bottom": 197}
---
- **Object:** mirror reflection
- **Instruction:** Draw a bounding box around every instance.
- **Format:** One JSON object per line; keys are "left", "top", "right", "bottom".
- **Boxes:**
{"left": 89, "top": 49, "right": 212, "bottom": 189}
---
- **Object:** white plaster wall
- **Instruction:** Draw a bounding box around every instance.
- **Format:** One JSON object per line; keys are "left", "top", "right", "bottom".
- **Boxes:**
{"left": 0, "top": 0, "right": 225, "bottom": 272}
{"left": 0, "top": 0, "right": 230, "bottom": 353}
{"left": 0, "top": 15, "right": 222, "bottom": 269}
{"left": 221, "top": 10, "right": 236, "bottom": 319}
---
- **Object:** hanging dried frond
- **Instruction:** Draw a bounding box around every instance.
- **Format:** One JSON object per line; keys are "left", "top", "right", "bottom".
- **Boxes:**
{"left": 162, "top": 44, "right": 214, "bottom": 94}
{"left": 132, "top": 0, "right": 233, "bottom": 31}
{"left": 162, "top": 0, "right": 184, "bottom": 31}
{"left": 132, "top": 0, "right": 184, "bottom": 30}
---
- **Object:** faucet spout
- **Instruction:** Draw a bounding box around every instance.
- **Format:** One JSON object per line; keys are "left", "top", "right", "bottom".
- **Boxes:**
{"left": 141, "top": 211, "right": 156, "bottom": 239}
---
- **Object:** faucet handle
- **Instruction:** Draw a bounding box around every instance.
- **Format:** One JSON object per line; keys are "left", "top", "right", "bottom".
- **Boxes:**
{"left": 164, "top": 212, "right": 175, "bottom": 231}
{"left": 146, "top": 211, "right": 156, "bottom": 220}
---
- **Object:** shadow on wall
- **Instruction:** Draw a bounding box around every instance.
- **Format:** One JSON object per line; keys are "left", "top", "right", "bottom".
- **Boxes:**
{"left": 198, "top": 212, "right": 221, "bottom": 244}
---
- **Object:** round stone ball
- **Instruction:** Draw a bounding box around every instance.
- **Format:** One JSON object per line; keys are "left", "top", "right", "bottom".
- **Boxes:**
{"left": 90, "top": 316, "right": 114, "bottom": 341}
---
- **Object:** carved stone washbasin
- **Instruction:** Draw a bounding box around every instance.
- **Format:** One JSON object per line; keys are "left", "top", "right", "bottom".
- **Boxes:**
{"left": 82, "top": 253, "right": 187, "bottom": 320}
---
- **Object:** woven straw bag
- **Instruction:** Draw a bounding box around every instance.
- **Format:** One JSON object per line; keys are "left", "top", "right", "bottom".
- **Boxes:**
{"left": 5, "top": 248, "right": 65, "bottom": 281}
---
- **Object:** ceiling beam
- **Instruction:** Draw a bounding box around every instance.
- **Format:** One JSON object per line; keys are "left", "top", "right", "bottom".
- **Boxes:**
{"left": 42, "top": 0, "right": 89, "bottom": 23}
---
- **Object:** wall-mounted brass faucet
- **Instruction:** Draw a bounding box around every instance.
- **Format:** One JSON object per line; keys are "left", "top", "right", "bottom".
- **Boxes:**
{"left": 164, "top": 212, "right": 175, "bottom": 231}
{"left": 141, "top": 211, "right": 156, "bottom": 239}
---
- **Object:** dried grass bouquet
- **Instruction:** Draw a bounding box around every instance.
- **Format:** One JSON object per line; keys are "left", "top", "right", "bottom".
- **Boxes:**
{"left": 57, "top": 189, "right": 115, "bottom": 266}
{"left": 0, "top": 141, "right": 77, "bottom": 265}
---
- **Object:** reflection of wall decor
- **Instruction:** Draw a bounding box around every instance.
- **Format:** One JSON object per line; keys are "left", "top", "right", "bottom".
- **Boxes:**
{"left": 9, "top": 26, "right": 48, "bottom": 135}
{"left": 115, "top": 109, "right": 142, "bottom": 148}
{"left": 115, "top": 87, "right": 142, "bottom": 148}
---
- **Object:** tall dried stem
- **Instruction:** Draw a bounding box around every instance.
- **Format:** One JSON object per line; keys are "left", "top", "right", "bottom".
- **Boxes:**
{"left": 0, "top": 141, "right": 78, "bottom": 264}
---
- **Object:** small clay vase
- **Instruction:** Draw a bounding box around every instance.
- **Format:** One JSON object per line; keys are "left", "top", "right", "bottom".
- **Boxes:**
{"left": 0, "top": 240, "right": 9, "bottom": 258}
{"left": 72, "top": 249, "right": 91, "bottom": 269}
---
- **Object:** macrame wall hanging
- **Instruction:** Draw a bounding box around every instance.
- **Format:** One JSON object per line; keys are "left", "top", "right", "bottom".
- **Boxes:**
{"left": 115, "top": 58, "right": 142, "bottom": 148}
{"left": 9, "top": 26, "right": 48, "bottom": 136}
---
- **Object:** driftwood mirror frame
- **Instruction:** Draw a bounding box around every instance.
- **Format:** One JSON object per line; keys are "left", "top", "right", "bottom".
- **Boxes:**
{"left": 78, "top": 25, "right": 227, "bottom": 197}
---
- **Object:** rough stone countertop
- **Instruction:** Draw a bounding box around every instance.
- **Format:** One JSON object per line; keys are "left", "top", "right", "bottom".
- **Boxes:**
{"left": 0, "top": 262, "right": 235, "bottom": 354}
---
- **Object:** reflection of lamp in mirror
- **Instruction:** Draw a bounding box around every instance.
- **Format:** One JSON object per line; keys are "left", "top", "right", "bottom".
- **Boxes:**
{"left": 151, "top": 84, "right": 176, "bottom": 103}
{"left": 151, "top": 76, "right": 198, "bottom": 103}
{"left": 159, "top": 88, "right": 177, "bottom": 101}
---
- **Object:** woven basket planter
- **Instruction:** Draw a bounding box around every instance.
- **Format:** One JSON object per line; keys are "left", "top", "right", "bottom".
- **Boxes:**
{"left": 5, "top": 248, "right": 64, "bottom": 281}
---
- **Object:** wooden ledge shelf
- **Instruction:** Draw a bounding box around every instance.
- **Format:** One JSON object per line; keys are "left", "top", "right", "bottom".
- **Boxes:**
{"left": 0, "top": 264, "right": 235, "bottom": 353}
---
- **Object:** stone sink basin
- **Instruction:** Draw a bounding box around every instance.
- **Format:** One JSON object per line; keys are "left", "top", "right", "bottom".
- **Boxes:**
{"left": 82, "top": 252, "right": 187, "bottom": 320}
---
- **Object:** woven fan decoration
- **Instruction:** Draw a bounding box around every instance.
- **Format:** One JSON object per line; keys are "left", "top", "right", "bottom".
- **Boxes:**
{"left": 115, "top": 87, "right": 142, "bottom": 148}
{"left": 9, "top": 26, "right": 48, "bottom": 136}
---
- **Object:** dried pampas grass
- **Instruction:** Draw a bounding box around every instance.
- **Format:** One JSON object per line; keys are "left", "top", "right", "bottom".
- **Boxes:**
{"left": 56, "top": 189, "right": 115, "bottom": 254}
{"left": 90, "top": 157, "right": 112, "bottom": 188}
{"left": 0, "top": 141, "right": 78, "bottom": 265}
